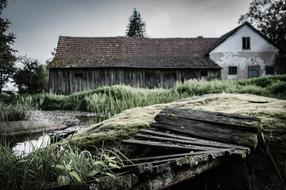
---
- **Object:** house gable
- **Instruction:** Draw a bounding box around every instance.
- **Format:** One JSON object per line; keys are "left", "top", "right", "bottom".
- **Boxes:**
{"left": 209, "top": 23, "right": 279, "bottom": 54}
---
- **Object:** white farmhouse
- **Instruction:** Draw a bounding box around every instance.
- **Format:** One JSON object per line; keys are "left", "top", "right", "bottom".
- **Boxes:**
{"left": 207, "top": 22, "right": 280, "bottom": 80}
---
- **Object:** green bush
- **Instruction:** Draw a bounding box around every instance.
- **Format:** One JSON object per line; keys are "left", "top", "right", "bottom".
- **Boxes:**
{"left": 236, "top": 85, "right": 269, "bottom": 96}
{"left": 40, "top": 94, "right": 65, "bottom": 110}
{"left": 267, "top": 81, "right": 286, "bottom": 96}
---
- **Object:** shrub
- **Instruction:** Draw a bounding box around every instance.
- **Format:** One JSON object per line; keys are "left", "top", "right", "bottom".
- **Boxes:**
{"left": 40, "top": 94, "right": 65, "bottom": 110}
{"left": 267, "top": 81, "right": 286, "bottom": 97}
{"left": 236, "top": 85, "right": 269, "bottom": 96}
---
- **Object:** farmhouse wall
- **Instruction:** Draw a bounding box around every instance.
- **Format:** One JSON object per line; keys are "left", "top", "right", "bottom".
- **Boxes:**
{"left": 209, "top": 25, "right": 279, "bottom": 80}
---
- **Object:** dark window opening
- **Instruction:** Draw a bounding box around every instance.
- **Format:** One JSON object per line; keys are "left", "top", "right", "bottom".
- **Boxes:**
{"left": 228, "top": 66, "right": 237, "bottom": 75}
{"left": 248, "top": 65, "right": 260, "bottom": 78}
{"left": 74, "top": 72, "right": 84, "bottom": 78}
{"left": 200, "top": 70, "right": 208, "bottom": 77}
{"left": 242, "top": 37, "right": 250, "bottom": 50}
{"left": 265, "top": 66, "right": 274, "bottom": 75}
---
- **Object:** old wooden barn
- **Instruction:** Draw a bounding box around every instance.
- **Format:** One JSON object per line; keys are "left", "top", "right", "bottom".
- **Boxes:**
{"left": 48, "top": 37, "right": 221, "bottom": 93}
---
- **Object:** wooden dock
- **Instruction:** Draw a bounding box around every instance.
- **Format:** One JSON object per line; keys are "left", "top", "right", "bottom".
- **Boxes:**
{"left": 53, "top": 108, "right": 261, "bottom": 190}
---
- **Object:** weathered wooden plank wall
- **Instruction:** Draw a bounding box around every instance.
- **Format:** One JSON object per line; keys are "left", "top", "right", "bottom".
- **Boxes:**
{"left": 48, "top": 68, "right": 220, "bottom": 93}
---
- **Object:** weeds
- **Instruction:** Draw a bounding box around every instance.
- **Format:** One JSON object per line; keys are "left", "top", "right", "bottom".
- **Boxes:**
{"left": 0, "top": 102, "right": 30, "bottom": 121}
{"left": 0, "top": 144, "right": 126, "bottom": 190}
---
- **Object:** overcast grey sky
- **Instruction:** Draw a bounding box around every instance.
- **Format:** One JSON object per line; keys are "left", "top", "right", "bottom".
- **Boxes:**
{"left": 3, "top": 0, "right": 251, "bottom": 62}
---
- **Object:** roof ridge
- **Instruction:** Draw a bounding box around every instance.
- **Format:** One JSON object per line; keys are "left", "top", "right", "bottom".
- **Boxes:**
{"left": 58, "top": 36, "right": 218, "bottom": 40}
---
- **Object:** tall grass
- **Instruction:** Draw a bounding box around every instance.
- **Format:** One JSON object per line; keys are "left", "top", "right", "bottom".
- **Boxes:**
{"left": 0, "top": 102, "right": 30, "bottom": 122}
{"left": 8, "top": 75, "right": 286, "bottom": 122}
{"left": 0, "top": 144, "right": 126, "bottom": 190}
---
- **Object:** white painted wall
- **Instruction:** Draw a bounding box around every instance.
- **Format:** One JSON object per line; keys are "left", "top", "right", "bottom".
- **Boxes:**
{"left": 209, "top": 25, "right": 279, "bottom": 80}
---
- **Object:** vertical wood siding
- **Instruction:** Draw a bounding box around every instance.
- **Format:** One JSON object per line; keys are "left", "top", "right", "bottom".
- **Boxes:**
{"left": 48, "top": 68, "right": 220, "bottom": 94}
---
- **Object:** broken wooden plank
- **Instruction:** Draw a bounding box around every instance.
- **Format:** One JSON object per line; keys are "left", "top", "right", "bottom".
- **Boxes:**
{"left": 131, "top": 153, "right": 242, "bottom": 190}
{"left": 135, "top": 133, "right": 233, "bottom": 149}
{"left": 152, "top": 108, "right": 260, "bottom": 149}
{"left": 156, "top": 108, "right": 260, "bottom": 132}
{"left": 140, "top": 129, "right": 198, "bottom": 141}
{"left": 127, "top": 148, "right": 247, "bottom": 164}
{"left": 152, "top": 120, "right": 258, "bottom": 149}
{"left": 122, "top": 139, "right": 217, "bottom": 151}
{"left": 134, "top": 155, "right": 230, "bottom": 190}
{"left": 138, "top": 129, "right": 249, "bottom": 150}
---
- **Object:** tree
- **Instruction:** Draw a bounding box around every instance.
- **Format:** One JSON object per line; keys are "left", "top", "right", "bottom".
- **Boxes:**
{"left": 0, "top": 0, "right": 16, "bottom": 93}
{"left": 239, "top": 0, "right": 286, "bottom": 52}
{"left": 14, "top": 58, "right": 48, "bottom": 94}
{"left": 126, "top": 8, "right": 147, "bottom": 38}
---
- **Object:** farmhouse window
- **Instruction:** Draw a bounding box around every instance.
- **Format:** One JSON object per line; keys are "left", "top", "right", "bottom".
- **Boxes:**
{"left": 242, "top": 37, "right": 250, "bottom": 50}
{"left": 74, "top": 72, "right": 84, "bottom": 78}
{"left": 200, "top": 70, "right": 208, "bottom": 77}
{"left": 265, "top": 66, "right": 274, "bottom": 75}
{"left": 228, "top": 66, "right": 237, "bottom": 75}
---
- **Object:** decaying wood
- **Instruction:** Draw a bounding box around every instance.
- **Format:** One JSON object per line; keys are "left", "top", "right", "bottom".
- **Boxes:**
{"left": 138, "top": 129, "right": 249, "bottom": 150}
{"left": 135, "top": 133, "right": 231, "bottom": 149}
{"left": 134, "top": 155, "right": 229, "bottom": 190}
{"left": 152, "top": 108, "right": 260, "bottom": 148}
{"left": 49, "top": 68, "right": 220, "bottom": 93}
{"left": 156, "top": 108, "right": 260, "bottom": 132}
{"left": 123, "top": 139, "right": 216, "bottom": 151}
{"left": 92, "top": 150, "right": 246, "bottom": 190}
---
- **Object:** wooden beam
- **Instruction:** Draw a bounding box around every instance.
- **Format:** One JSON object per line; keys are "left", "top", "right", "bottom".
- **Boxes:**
{"left": 135, "top": 133, "right": 234, "bottom": 149}
{"left": 122, "top": 139, "right": 217, "bottom": 151}
{"left": 156, "top": 108, "right": 260, "bottom": 132}
{"left": 152, "top": 117, "right": 258, "bottom": 148}
{"left": 138, "top": 129, "right": 249, "bottom": 150}
{"left": 134, "top": 155, "right": 232, "bottom": 190}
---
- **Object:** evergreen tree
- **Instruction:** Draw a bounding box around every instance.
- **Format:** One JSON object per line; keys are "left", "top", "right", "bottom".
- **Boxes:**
{"left": 0, "top": 0, "right": 16, "bottom": 93}
{"left": 126, "top": 8, "right": 147, "bottom": 38}
{"left": 239, "top": 0, "right": 286, "bottom": 52}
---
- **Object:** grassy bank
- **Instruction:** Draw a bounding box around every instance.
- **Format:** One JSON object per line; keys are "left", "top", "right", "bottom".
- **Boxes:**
{"left": 7, "top": 74, "right": 286, "bottom": 122}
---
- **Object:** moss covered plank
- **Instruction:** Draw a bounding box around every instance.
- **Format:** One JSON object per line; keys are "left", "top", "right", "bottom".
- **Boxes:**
{"left": 153, "top": 108, "right": 260, "bottom": 148}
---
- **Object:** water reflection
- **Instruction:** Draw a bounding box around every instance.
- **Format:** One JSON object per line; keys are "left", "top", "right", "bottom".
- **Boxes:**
{"left": 12, "top": 134, "right": 50, "bottom": 156}
{"left": 7, "top": 110, "right": 100, "bottom": 155}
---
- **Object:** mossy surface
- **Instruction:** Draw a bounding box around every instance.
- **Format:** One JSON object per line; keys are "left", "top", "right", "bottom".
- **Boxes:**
{"left": 176, "top": 93, "right": 286, "bottom": 130}
{"left": 65, "top": 93, "right": 286, "bottom": 148}
{"left": 64, "top": 104, "right": 165, "bottom": 148}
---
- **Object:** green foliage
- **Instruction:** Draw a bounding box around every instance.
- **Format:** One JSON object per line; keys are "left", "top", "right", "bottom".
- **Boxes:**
{"left": 14, "top": 57, "right": 48, "bottom": 94}
{"left": 0, "top": 101, "right": 30, "bottom": 121}
{"left": 0, "top": 0, "right": 16, "bottom": 93}
{"left": 0, "top": 144, "right": 125, "bottom": 190}
{"left": 126, "top": 8, "right": 146, "bottom": 38}
{"left": 236, "top": 85, "right": 269, "bottom": 96}
{"left": 267, "top": 81, "right": 286, "bottom": 97}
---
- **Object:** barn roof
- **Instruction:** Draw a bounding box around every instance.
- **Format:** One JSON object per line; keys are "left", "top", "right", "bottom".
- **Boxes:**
{"left": 48, "top": 36, "right": 220, "bottom": 69}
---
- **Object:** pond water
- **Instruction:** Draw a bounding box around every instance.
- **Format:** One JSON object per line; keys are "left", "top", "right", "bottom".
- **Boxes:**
{"left": 11, "top": 110, "right": 100, "bottom": 155}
